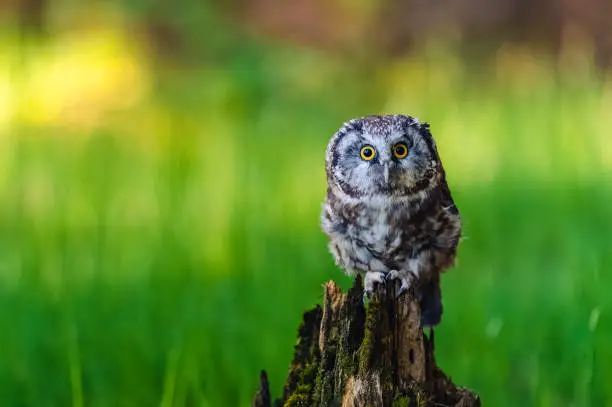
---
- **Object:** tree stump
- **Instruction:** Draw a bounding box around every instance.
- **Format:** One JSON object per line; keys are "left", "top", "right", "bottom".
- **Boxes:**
{"left": 253, "top": 276, "right": 480, "bottom": 407}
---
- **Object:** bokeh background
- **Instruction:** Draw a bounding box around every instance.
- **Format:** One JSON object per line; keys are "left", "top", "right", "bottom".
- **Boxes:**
{"left": 1, "top": 0, "right": 612, "bottom": 406}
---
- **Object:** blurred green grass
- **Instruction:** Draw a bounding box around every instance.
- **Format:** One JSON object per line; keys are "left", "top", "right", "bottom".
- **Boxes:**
{"left": 1, "top": 30, "right": 612, "bottom": 407}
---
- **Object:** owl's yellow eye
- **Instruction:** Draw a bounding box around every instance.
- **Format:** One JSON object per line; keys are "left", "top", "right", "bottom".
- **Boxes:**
{"left": 393, "top": 143, "right": 408, "bottom": 159}
{"left": 360, "top": 145, "right": 376, "bottom": 161}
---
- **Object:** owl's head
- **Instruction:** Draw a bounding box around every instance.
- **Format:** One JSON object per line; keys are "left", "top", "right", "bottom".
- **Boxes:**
{"left": 325, "top": 115, "right": 443, "bottom": 199}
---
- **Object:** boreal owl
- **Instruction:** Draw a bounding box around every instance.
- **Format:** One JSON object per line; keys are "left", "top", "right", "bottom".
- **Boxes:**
{"left": 320, "top": 114, "right": 461, "bottom": 327}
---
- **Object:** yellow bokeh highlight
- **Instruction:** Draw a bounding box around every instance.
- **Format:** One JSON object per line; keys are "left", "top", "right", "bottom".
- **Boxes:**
{"left": 13, "top": 27, "right": 149, "bottom": 131}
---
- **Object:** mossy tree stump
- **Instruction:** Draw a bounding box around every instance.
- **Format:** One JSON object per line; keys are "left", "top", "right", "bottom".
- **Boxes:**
{"left": 253, "top": 276, "right": 480, "bottom": 407}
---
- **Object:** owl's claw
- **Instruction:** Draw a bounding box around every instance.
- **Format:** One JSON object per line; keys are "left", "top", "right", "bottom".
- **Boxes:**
{"left": 397, "top": 279, "right": 410, "bottom": 296}
{"left": 387, "top": 270, "right": 415, "bottom": 297}
{"left": 363, "top": 271, "right": 386, "bottom": 300}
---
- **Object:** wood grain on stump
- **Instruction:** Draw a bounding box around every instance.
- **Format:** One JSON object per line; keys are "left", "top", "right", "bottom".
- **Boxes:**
{"left": 253, "top": 276, "right": 480, "bottom": 407}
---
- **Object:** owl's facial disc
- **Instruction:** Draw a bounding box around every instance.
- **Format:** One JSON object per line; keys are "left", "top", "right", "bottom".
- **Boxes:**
{"left": 370, "top": 138, "right": 431, "bottom": 194}
{"left": 327, "top": 115, "right": 441, "bottom": 199}
{"left": 337, "top": 135, "right": 433, "bottom": 197}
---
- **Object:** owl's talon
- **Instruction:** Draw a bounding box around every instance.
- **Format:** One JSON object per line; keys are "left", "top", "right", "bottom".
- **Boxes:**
{"left": 396, "top": 278, "right": 410, "bottom": 297}
{"left": 363, "top": 271, "right": 386, "bottom": 299}
{"left": 386, "top": 270, "right": 414, "bottom": 297}
{"left": 387, "top": 270, "right": 401, "bottom": 280}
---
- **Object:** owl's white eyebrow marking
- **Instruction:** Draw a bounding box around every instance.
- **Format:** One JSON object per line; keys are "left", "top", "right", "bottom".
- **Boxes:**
{"left": 389, "top": 131, "right": 407, "bottom": 141}
{"left": 360, "top": 131, "right": 377, "bottom": 144}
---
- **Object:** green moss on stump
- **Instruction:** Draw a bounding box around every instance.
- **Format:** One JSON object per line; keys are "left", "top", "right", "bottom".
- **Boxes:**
{"left": 313, "top": 341, "right": 335, "bottom": 405}
{"left": 358, "top": 296, "right": 383, "bottom": 375}
{"left": 392, "top": 395, "right": 412, "bottom": 407}
{"left": 301, "top": 362, "right": 318, "bottom": 385}
{"left": 284, "top": 393, "right": 310, "bottom": 407}
{"left": 263, "top": 278, "right": 480, "bottom": 407}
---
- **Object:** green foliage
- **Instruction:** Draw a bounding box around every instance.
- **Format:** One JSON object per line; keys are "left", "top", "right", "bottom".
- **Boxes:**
{"left": 0, "top": 13, "right": 611, "bottom": 407}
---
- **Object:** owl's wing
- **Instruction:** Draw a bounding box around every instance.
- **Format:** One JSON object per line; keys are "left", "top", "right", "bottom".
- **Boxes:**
{"left": 430, "top": 179, "right": 462, "bottom": 270}
{"left": 438, "top": 179, "right": 460, "bottom": 218}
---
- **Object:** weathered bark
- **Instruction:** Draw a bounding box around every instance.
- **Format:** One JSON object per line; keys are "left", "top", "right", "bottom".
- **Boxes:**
{"left": 253, "top": 370, "right": 272, "bottom": 407}
{"left": 254, "top": 276, "right": 480, "bottom": 407}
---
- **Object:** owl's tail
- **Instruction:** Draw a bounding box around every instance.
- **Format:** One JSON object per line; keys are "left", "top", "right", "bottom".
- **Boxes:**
{"left": 419, "top": 274, "right": 443, "bottom": 327}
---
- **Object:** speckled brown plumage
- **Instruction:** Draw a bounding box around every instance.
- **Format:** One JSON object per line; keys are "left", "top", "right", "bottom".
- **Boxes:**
{"left": 320, "top": 114, "right": 461, "bottom": 326}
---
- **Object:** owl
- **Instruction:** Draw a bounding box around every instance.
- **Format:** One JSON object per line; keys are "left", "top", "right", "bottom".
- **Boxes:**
{"left": 320, "top": 114, "right": 461, "bottom": 327}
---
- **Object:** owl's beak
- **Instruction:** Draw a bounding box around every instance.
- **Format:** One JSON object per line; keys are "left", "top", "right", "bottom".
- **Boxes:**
{"left": 383, "top": 163, "right": 390, "bottom": 184}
